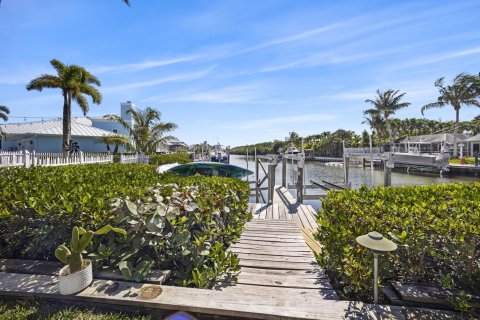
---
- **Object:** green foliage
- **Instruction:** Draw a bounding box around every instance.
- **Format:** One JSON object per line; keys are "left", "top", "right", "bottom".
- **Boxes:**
{"left": 316, "top": 183, "right": 480, "bottom": 303}
{"left": 149, "top": 153, "right": 192, "bottom": 166}
{"left": 0, "top": 163, "right": 249, "bottom": 287}
{"left": 0, "top": 298, "right": 154, "bottom": 320}
{"left": 104, "top": 107, "right": 177, "bottom": 155}
{"left": 91, "top": 179, "right": 249, "bottom": 287}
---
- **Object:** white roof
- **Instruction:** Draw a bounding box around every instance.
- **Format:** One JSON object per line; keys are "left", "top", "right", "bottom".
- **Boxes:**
{"left": 400, "top": 133, "right": 470, "bottom": 144}
{"left": 466, "top": 133, "right": 480, "bottom": 142}
{"left": 1, "top": 117, "right": 113, "bottom": 137}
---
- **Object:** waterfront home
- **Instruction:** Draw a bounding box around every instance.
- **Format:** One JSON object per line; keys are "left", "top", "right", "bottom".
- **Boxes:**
{"left": 0, "top": 102, "right": 135, "bottom": 153}
{"left": 399, "top": 133, "right": 470, "bottom": 155}
{"left": 465, "top": 133, "right": 480, "bottom": 156}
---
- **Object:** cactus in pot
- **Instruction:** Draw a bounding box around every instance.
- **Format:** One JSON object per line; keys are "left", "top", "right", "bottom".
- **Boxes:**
{"left": 55, "top": 225, "right": 125, "bottom": 294}
{"left": 55, "top": 226, "right": 94, "bottom": 274}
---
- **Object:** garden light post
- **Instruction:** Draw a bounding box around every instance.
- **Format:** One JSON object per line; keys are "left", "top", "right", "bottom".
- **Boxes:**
{"left": 356, "top": 231, "right": 397, "bottom": 304}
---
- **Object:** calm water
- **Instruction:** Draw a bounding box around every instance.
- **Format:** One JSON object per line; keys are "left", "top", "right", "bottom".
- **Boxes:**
{"left": 229, "top": 155, "right": 480, "bottom": 211}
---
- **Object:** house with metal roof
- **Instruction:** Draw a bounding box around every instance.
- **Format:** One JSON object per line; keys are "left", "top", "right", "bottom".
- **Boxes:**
{"left": 399, "top": 133, "right": 471, "bottom": 155}
{"left": 0, "top": 101, "right": 135, "bottom": 153}
{"left": 465, "top": 133, "right": 480, "bottom": 156}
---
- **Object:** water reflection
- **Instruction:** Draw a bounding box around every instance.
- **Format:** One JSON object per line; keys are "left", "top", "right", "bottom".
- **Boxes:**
{"left": 230, "top": 155, "right": 480, "bottom": 211}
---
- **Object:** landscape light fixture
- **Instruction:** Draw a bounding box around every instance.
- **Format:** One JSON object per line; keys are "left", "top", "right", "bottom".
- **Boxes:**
{"left": 356, "top": 231, "right": 397, "bottom": 304}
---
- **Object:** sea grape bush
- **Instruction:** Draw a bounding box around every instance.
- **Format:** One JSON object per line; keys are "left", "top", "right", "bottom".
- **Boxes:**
{"left": 0, "top": 164, "right": 250, "bottom": 288}
{"left": 93, "top": 181, "right": 249, "bottom": 287}
{"left": 315, "top": 183, "right": 480, "bottom": 302}
{"left": 0, "top": 164, "right": 161, "bottom": 220}
{"left": 149, "top": 153, "right": 192, "bottom": 167}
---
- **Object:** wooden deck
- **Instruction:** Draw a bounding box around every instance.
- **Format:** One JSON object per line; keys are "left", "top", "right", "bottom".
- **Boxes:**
{"left": 248, "top": 185, "right": 318, "bottom": 229}
{"left": 225, "top": 218, "right": 337, "bottom": 301}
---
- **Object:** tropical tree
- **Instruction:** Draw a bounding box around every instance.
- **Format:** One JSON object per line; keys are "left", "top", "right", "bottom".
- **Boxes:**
{"left": 0, "top": 105, "right": 10, "bottom": 137}
{"left": 26, "top": 59, "right": 102, "bottom": 154}
{"left": 364, "top": 89, "right": 411, "bottom": 147}
{"left": 421, "top": 73, "right": 480, "bottom": 156}
{"left": 362, "top": 111, "right": 386, "bottom": 148}
{"left": 96, "top": 134, "right": 131, "bottom": 155}
{"left": 105, "top": 107, "right": 177, "bottom": 154}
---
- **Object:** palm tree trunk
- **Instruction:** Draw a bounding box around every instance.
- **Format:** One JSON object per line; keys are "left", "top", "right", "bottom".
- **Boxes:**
{"left": 385, "top": 118, "right": 395, "bottom": 150}
{"left": 62, "top": 93, "right": 71, "bottom": 156}
{"left": 453, "top": 107, "right": 460, "bottom": 157}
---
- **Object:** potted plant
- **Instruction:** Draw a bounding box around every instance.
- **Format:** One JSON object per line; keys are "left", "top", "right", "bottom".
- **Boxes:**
{"left": 55, "top": 225, "right": 125, "bottom": 295}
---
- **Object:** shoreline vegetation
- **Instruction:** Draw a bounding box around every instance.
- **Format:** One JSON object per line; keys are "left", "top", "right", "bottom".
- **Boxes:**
{"left": 230, "top": 117, "right": 480, "bottom": 158}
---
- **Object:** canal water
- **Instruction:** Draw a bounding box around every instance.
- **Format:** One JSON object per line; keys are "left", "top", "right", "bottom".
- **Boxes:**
{"left": 229, "top": 155, "right": 480, "bottom": 211}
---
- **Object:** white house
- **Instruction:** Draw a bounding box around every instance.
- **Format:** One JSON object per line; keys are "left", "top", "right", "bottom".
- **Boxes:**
{"left": 465, "top": 134, "right": 480, "bottom": 156}
{"left": 399, "top": 133, "right": 470, "bottom": 155}
{"left": 0, "top": 101, "right": 136, "bottom": 153}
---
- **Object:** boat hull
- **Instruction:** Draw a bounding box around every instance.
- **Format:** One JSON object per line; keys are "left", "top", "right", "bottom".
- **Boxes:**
{"left": 393, "top": 152, "right": 449, "bottom": 171}
{"left": 167, "top": 162, "right": 253, "bottom": 179}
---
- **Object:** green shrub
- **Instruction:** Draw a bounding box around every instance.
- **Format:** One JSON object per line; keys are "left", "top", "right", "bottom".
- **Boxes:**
{"left": 0, "top": 164, "right": 250, "bottom": 287}
{"left": 316, "top": 183, "right": 480, "bottom": 302}
{"left": 149, "top": 153, "right": 192, "bottom": 166}
{"left": 92, "top": 179, "right": 249, "bottom": 287}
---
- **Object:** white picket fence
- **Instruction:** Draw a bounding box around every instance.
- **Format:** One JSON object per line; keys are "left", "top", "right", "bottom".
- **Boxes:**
{"left": 119, "top": 154, "right": 149, "bottom": 164}
{"left": 0, "top": 150, "right": 150, "bottom": 167}
{"left": 0, "top": 150, "right": 113, "bottom": 167}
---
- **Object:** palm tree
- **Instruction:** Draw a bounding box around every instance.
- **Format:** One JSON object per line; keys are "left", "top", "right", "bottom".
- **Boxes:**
{"left": 0, "top": 105, "right": 10, "bottom": 137}
{"left": 105, "top": 107, "right": 177, "bottom": 154}
{"left": 422, "top": 73, "right": 480, "bottom": 156}
{"left": 362, "top": 110, "right": 386, "bottom": 148}
{"left": 26, "top": 59, "right": 102, "bottom": 154}
{"left": 96, "top": 134, "right": 131, "bottom": 155}
{"left": 364, "top": 90, "right": 411, "bottom": 148}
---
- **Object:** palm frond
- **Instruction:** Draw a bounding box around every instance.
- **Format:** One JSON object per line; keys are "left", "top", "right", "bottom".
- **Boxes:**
{"left": 26, "top": 75, "right": 62, "bottom": 91}
{"left": 0, "top": 105, "right": 10, "bottom": 115}
{"left": 73, "top": 94, "right": 89, "bottom": 115}
{"left": 79, "top": 85, "right": 102, "bottom": 104}
{"left": 421, "top": 102, "right": 446, "bottom": 115}
{"left": 50, "top": 59, "right": 66, "bottom": 76}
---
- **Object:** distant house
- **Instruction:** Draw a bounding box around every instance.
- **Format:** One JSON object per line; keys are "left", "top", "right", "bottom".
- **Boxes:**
{"left": 399, "top": 133, "right": 470, "bottom": 155}
{"left": 156, "top": 141, "right": 189, "bottom": 154}
{"left": 465, "top": 134, "right": 480, "bottom": 156}
{"left": 0, "top": 101, "right": 136, "bottom": 153}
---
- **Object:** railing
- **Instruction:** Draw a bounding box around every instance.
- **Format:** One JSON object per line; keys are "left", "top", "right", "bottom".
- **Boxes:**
{"left": 120, "top": 154, "right": 149, "bottom": 164}
{"left": 344, "top": 147, "right": 381, "bottom": 155}
{"left": 0, "top": 150, "right": 113, "bottom": 167}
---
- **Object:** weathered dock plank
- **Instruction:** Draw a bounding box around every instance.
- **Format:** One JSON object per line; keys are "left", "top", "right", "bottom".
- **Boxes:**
{"left": 2, "top": 272, "right": 455, "bottom": 320}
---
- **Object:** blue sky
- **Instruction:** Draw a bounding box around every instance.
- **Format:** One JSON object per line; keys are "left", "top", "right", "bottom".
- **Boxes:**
{"left": 1, "top": 0, "right": 479, "bottom": 146}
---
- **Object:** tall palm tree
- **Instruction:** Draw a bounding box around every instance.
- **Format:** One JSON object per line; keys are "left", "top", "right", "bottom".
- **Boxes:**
{"left": 364, "top": 89, "right": 411, "bottom": 147}
{"left": 422, "top": 73, "right": 480, "bottom": 156}
{"left": 26, "top": 59, "right": 102, "bottom": 154}
{"left": 105, "top": 107, "right": 177, "bottom": 154}
{"left": 96, "top": 134, "right": 131, "bottom": 155}
{"left": 0, "top": 105, "right": 10, "bottom": 137}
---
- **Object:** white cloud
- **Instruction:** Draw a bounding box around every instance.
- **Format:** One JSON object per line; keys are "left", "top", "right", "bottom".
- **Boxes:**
{"left": 89, "top": 55, "right": 200, "bottom": 74}
{"left": 103, "top": 68, "right": 214, "bottom": 93}
{"left": 240, "top": 23, "right": 343, "bottom": 54}
{"left": 146, "top": 83, "right": 283, "bottom": 104}
{"left": 225, "top": 114, "right": 335, "bottom": 130}
{"left": 392, "top": 46, "right": 480, "bottom": 70}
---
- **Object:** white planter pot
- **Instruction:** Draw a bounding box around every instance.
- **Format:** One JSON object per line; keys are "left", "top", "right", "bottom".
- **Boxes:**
{"left": 58, "top": 259, "right": 93, "bottom": 295}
